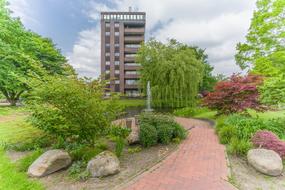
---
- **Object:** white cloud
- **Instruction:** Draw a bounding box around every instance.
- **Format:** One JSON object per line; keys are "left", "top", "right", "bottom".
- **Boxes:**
{"left": 67, "top": 28, "right": 101, "bottom": 78}
{"left": 69, "top": 0, "right": 256, "bottom": 78}
{"left": 8, "top": 0, "right": 39, "bottom": 26}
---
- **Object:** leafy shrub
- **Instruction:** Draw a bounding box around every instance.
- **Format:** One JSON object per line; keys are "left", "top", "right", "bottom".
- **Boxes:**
{"left": 139, "top": 123, "right": 158, "bottom": 147}
{"left": 16, "top": 149, "right": 43, "bottom": 172}
{"left": 27, "top": 76, "right": 122, "bottom": 144}
{"left": 228, "top": 138, "right": 252, "bottom": 156}
{"left": 173, "top": 107, "right": 210, "bottom": 117}
{"left": 68, "top": 144, "right": 103, "bottom": 162}
{"left": 109, "top": 125, "right": 131, "bottom": 139}
{"left": 157, "top": 124, "right": 174, "bottom": 144}
{"left": 252, "top": 130, "right": 285, "bottom": 158}
{"left": 68, "top": 161, "right": 90, "bottom": 181}
{"left": 218, "top": 125, "right": 237, "bottom": 144}
{"left": 115, "top": 137, "right": 125, "bottom": 157}
{"left": 7, "top": 135, "right": 53, "bottom": 151}
{"left": 172, "top": 123, "right": 187, "bottom": 140}
{"left": 139, "top": 113, "right": 187, "bottom": 147}
{"left": 203, "top": 74, "right": 263, "bottom": 115}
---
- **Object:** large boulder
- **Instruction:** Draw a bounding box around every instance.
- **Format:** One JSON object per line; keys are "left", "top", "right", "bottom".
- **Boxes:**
{"left": 28, "top": 149, "right": 72, "bottom": 177}
{"left": 247, "top": 148, "right": 283, "bottom": 176}
{"left": 87, "top": 151, "right": 120, "bottom": 177}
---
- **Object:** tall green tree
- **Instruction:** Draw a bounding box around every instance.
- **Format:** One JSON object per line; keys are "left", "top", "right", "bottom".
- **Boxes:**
{"left": 235, "top": 0, "right": 285, "bottom": 106}
{"left": 235, "top": 0, "right": 285, "bottom": 69}
{"left": 137, "top": 39, "right": 204, "bottom": 108}
{"left": 0, "top": 0, "right": 69, "bottom": 105}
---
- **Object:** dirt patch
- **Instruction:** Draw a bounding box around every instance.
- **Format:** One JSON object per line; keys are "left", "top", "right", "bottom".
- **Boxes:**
{"left": 229, "top": 155, "right": 285, "bottom": 190}
{"left": 6, "top": 150, "right": 31, "bottom": 162}
{"left": 12, "top": 144, "right": 177, "bottom": 190}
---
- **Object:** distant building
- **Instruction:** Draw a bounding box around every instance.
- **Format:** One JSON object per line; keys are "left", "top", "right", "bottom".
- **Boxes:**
{"left": 100, "top": 9, "right": 146, "bottom": 97}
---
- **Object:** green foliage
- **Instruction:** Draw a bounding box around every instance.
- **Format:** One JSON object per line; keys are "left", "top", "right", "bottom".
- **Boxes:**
{"left": 7, "top": 135, "right": 52, "bottom": 151}
{"left": 27, "top": 76, "right": 122, "bottom": 144}
{"left": 115, "top": 137, "right": 125, "bottom": 157}
{"left": 0, "top": 148, "right": 44, "bottom": 190}
{"left": 68, "top": 161, "right": 90, "bottom": 181}
{"left": 172, "top": 123, "right": 187, "bottom": 140}
{"left": 109, "top": 125, "right": 131, "bottom": 139}
{"left": 216, "top": 113, "right": 285, "bottom": 156}
{"left": 218, "top": 125, "right": 237, "bottom": 144}
{"left": 228, "top": 138, "right": 252, "bottom": 156}
{"left": 139, "top": 113, "right": 187, "bottom": 147}
{"left": 67, "top": 144, "right": 104, "bottom": 162}
{"left": 0, "top": 1, "right": 72, "bottom": 105}
{"left": 137, "top": 39, "right": 204, "bottom": 108}
{"left": 16, "top": 149, "right": 43, "bottom": 172}
{"left": 173, "top": 107, "right": 211, "bottom": 117}
{"left": 235, "top": 0, "right": 285, "bottom": 106}
{"left": 156, "top": 124, "right": 174, "bottom": 144}
{"left": 139, "top": 123, "right": 158, "bottom": 147}
{"left": 235, "top": 0, "right": 285, "bottom": 69}
{"left": 127, "top": 146, "right": 142, "bottom": 154}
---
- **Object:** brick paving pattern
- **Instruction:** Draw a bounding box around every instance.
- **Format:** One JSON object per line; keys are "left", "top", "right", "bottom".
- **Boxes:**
{"left": 123, "top": 117, "right": 237, "bottom": 190}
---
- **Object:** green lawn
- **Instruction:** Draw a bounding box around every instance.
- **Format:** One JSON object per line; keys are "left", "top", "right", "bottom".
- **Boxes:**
{"left": 0, "top": 107, "right": 41, "bottom": 144}
{"left": 248, "top": 109, "right": 285, "bottom": 120}
{"left": 0, "top": 149, "right": 44, "bottom": 190}
{"left": 117, "top": 98, "right": 145, "bottom": 108}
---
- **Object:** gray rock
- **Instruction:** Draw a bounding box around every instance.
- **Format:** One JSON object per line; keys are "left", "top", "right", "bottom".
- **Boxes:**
{"left": 27, "top": 149, "right": 72, "bottom": 177}
{"left": 87, "top": 151, "right": 120, "bottom": 177}
{"left": 247, "top": 148, "right": 283, "bottom": 176}
{"left": 127, "top": 118, "right": 140, "bottom": 144}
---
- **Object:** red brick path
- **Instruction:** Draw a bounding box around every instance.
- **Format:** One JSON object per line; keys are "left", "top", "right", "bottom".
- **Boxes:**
{"left": 123, "top": 117, "right": 236, "bottom": 190}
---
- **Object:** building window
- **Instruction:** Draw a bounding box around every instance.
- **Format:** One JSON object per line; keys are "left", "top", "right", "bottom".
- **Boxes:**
{"left": 106, "top": 61, "right": 110, "bottom": 65}
{"left": 105, "top": 32, "right": 110, "bottom": 36}
{"left": 115, "top": 52, "right": 120, "bottom": 57}
{"left": 106, "top": 70, "right": 110, "bottom": 74}
{"left": 105, "top": 23, "right": 110, "bottom": 27}
{"left": 105, "top": 52, "right": 110, "bottom": 56}
{"left": 115, "top": 80, "right": 120, "bottom": 84}
{"left": 115, "top": 70, "right": 120, "bottom": 74}
{"left": 125, "top": 79, "right": 138, "bottom": 85}
{"left": 106, "top": 43, "right": 110, "bottom": 47}
{"left": 125, "top": 90, "right": 140, "bottom": 97}
{"left": 115, "top": 61, "right": 120, "bottom": 65}
{"left": 115, "top": 23, "right": 119, "bottom": 27}
{"left": 115, "top": 43, "right": 119, "bottom": 47}
{"left": 115, "top": 32, "right": 119, "bottom": 36}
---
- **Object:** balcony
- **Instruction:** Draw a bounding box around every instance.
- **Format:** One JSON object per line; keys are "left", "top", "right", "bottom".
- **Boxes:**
{"left": 124, "top": 56, "right": 136, "bottom": 62}
{"left": 124, "top": 64, "right": 140, "bottom": 70}
{"left": 124, "top": 84, "right": 139, "bottom": 89}
{"left": 124, "top": 47, "right": 139, "bottom": 53}
{"left": 124, "top": 74, "right": 140, "bottom": 79}
{"left": 124, "top": 36, "right": 144, "bottom": 43}
{"left": 124, "top": 28, "right": 145, "bottom": 34}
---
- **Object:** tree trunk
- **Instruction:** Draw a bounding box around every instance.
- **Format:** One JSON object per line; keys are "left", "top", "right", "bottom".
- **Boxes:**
{"left": 8, "top": 98, "right": 17, "bottom": 106}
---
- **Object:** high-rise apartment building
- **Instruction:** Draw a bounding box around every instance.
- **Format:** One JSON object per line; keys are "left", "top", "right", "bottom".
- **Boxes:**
{"left": 100, "top": 10, "right": 146, "bottom": 97}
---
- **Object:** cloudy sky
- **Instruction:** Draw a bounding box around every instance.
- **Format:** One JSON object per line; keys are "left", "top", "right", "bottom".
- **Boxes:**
{"left": 8, "top": 0, "right": 256, "bottom": 78}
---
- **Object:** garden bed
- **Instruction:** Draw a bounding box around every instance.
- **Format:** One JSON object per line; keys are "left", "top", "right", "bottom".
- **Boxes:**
{"left": 7, "top": 144, "right": 177, "bottom": 190}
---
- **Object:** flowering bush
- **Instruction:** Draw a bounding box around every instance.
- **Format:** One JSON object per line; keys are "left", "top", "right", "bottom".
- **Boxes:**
{"left": 203, "top": 74, "right": 263, "bottom": 115}
{"left": 251, "top": 130, "right": 285, "bottom": 158}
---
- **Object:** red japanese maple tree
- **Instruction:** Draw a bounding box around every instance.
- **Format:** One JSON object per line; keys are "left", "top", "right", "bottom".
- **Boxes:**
{"left": 203, "top": 74, "right": 263, "bottom": 114}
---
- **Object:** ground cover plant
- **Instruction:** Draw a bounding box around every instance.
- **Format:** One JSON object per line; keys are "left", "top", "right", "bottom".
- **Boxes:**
{"left": 139, "top": 113, "right": 187, "bottom": 147}
{"left": 216, "top": 114, "right": 285, "bottom": 156}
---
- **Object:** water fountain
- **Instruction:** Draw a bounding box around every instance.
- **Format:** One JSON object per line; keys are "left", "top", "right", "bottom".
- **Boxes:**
{"left": 145, "top": 81, "right": 153, "bottom": 112}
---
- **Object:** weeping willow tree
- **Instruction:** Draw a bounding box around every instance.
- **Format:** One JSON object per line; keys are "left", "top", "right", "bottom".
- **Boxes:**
{"left": 137, "top": 39, "right": 204, "bottom": 108}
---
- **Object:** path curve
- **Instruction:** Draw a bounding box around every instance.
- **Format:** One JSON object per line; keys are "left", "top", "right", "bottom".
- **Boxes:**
{"left": 122, "top": 117, "right": 237, "bottom": 190}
